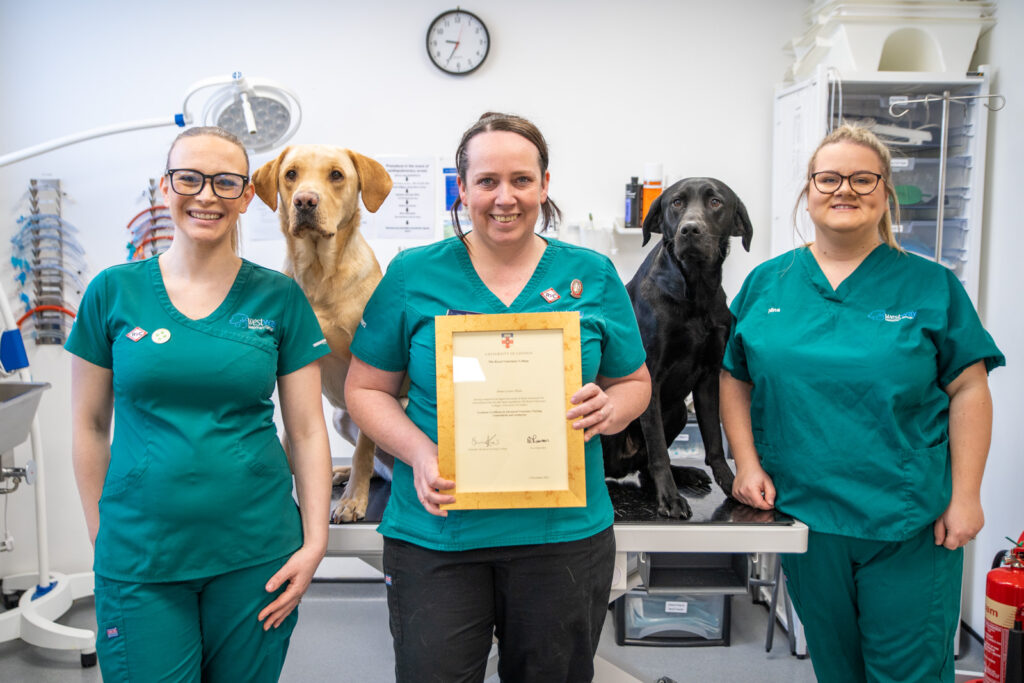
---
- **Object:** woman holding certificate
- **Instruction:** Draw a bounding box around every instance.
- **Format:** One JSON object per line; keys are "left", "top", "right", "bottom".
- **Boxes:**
{"left": 345, "top": 112, "right": 651, "bottom": 682}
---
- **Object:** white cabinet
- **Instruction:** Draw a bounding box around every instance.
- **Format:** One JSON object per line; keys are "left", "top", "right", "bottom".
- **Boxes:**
{"left": 771, "top": 66, "right": 995, "bottom": 304}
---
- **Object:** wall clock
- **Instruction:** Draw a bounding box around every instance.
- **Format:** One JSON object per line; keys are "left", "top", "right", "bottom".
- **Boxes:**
{"left": 426, "top": 9, "right": 490, "bottom": 75}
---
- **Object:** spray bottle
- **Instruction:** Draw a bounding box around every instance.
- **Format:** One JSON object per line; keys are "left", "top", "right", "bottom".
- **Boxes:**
{"left": 624, "top": 177, "right": 640, "bottom": 228}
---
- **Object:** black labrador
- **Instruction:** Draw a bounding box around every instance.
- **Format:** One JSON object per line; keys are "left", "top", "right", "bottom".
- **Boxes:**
{"left": 602, "top": 177, "right": 752, "bottom": 518}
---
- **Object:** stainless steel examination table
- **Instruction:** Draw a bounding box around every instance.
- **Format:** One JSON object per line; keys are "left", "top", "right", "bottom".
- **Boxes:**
{"left": 327, "top": 462, "right": 808, "bottom": 682}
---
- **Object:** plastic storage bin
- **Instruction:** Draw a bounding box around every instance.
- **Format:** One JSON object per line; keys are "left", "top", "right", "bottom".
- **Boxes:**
{"left": 891, "top": 156, "right": 971, "bottom": 201}
{"left": 615, "top": 590, "right": 730, "bottom": 647}
{"left": 896, "top": 218, "right": 969, "bottom": 250}
{"left": 668, "top": 422, "right": 704, "bottom": 460}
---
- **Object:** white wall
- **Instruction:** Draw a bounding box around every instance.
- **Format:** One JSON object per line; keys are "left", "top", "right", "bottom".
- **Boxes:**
{"left": 0, "top": 0, "right": 805, "bottom": 581}
{"left": 0, "top": 0, "right": 1017, "bottom": 635}
{"left": 967, "top": 0, "right": 1024, "bottom": 635}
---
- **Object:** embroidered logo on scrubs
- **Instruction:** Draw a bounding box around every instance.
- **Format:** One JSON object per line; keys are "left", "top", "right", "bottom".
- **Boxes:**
{"left": 151, "top": 328, "right": 171, "bottom": 344}
{"left": 767, "top": 307, "right": 781, "bottom": 314}
{"left": 868, "top": 309, "right": 917, "bottom": 323}
{"left": 229, "top": 313, "right": 277, "bottom": 332}
{"left": 540, "top": 288, "right": 560, "bottom": 303}
{"left": 125, "top": 326, "right": 148, "bottom": 342}
{"left": 106, "top": 627, "right": 120, "bottom": 639}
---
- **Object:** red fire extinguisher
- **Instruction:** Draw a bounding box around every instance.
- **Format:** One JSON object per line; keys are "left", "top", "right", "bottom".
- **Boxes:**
{"left": 984, "top": 532, "right": 1024, "bottom": 683}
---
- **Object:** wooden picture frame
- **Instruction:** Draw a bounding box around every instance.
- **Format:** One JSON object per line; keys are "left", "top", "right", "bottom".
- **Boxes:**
{"left": 435, "top": 311, "right": 585, "bottom": 510}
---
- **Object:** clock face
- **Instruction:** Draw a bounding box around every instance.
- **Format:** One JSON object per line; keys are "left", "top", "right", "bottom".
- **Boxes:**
{"left": 427, "top": 10, "right": 490, "bottom": 75}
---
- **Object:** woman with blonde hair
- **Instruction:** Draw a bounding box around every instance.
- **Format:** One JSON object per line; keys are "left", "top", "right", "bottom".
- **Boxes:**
{"left": 720, "top": 124, "right": 1003, "bottom": 681}
{"left": 68, "top": 126, "right": 332, "bottom": 681}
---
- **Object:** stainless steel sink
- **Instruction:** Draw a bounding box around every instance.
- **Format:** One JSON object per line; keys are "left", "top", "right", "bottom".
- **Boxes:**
{"left": 0, "top": 382, "right": 50, "bottom": 454}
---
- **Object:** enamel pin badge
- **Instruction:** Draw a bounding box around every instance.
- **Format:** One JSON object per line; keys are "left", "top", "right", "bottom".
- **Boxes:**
{"left": 570, "top": 279, "right": 583, "bottom": 298}
{"left": 540, "top": 288, "right": 560, "bottom": 303}
{"left": 151, "top": 328, "right": 171, "bottom": 344}
{"left": 125, "top": 327, "right": 148, "bottom": 342}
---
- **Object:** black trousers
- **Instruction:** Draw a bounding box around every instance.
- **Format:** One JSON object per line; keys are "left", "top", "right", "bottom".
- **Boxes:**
{"left": 382, "top": 526, "right": 616, "bottom": 683}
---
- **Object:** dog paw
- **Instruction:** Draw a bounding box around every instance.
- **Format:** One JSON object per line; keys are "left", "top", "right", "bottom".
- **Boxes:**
{"left": 657, "top": 493, "right": 693, "bottom": 520}
{"left": 331, "top": 466, "right": 352, "bottom": 487}
{"left": 330, "top": 497, "right": 367, "bottom": 524}
{"left": 670, "top": 465, "right": 712, "bottom": 492}
{"left": 331, "top": 477, "right": 370, "bottom": 523}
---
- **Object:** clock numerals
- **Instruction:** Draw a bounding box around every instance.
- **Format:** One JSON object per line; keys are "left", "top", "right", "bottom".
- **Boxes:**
{"left": 427, "top": 9, "right": 489, "bottom": 75}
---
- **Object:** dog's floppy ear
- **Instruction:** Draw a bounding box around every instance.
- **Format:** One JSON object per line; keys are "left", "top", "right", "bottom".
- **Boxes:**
{"left": 731, "top": 194, "right": 753, "bottom": 252}
{"left": 347, "top": 151, "right": 394, "bottom": 213}
{"left": 252, "top": 147, "right": 290, "bottom": 212}
{"left": 640, "top": 193, "right": 665, "bottom": 247}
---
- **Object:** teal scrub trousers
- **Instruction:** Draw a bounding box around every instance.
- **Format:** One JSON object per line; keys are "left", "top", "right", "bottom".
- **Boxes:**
{"left": 93, "top": 555, "right": 297, "bottom": 683}
{"left": 781, "top": 524, "right": 963, "bottom": 683}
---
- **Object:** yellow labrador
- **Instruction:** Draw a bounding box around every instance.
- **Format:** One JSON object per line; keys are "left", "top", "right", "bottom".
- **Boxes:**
{"left": 253, "top": 145, "right": 393, "bottom": 523}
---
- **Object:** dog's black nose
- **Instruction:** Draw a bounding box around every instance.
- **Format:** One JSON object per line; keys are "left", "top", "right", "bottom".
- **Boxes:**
{"left": 679, "top": 221, "right": 701, "bottom": 237}
{"left": 293, "top": 191, "right": 319, "bottom": 210}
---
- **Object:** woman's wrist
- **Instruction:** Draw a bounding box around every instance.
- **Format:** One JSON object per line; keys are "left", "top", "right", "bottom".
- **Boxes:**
{"left": 301, "top": 538, "right": 328, "bottom": 557}
{"left": 949, "top": 487, "right": 982, "bottom": 505}
{"left": 731, "top": 448, "right": 763, "bottom": 472}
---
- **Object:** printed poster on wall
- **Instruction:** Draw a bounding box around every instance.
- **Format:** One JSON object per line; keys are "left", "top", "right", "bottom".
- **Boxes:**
{"left": 362, "top": 156, "right": 437, "bottom": 239}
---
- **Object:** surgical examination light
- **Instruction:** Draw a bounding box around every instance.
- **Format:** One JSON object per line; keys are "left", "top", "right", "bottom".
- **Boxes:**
{"left": 0, "top": 72, "right": 302, "bottom": 167}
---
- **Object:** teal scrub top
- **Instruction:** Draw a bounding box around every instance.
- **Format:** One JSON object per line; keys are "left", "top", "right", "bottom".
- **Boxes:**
{"left": 65, "top": 257, "right": 330, "bottom": 581}
{"left": 722, "top": 245, "right": 1004, "bottom": 541}
{"left": 350, "top": 236, "right": 646, "bottom": 551}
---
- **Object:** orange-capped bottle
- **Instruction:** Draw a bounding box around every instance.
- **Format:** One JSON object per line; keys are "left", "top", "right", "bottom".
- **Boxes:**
{"left": 641, "top": 162, "right": 663, "bottom": 223}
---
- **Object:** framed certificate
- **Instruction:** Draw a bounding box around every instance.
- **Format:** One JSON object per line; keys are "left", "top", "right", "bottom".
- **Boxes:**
{"left": 435, "top": 311, "right": 585, "bottom": 510}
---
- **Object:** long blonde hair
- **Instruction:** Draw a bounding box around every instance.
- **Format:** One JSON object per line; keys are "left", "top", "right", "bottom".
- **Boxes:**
{"left": 794, "top": 124, "right": 902, "bottom": 249}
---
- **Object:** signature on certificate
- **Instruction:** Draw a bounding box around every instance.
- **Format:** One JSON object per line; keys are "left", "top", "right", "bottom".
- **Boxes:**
{"left": 472, "top": 434, "right": 499, "bottom": 447}
{"left": 527, "top": 435, "right": 550, "bottom": 444}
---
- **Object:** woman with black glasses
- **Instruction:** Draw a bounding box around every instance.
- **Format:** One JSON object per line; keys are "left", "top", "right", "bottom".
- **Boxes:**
{"left": 66, "top": 126, "right": 332, "bottom": 682}
{"left": 720, "top": 124, "right": 1003, "bottom": 682}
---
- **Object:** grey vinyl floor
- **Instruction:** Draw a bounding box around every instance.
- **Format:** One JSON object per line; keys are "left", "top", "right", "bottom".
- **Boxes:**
{"left": 0, "top": 579, "right": 988, "bottom": 682}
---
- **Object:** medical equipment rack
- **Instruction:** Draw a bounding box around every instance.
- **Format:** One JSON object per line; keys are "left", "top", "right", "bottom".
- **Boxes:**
{"left": 0, "top": 245, "right": 96, "bottom": 666}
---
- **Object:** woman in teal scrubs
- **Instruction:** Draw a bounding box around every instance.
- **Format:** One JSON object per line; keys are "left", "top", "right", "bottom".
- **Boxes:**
{"left": 345, "top": 112, "right": 651, "bottom": 682}
{"left": 67, "top": 127, "right": 332, "bottom": 682}
{"left": 721, "top": 124, "right": 1004, "bottom": 682}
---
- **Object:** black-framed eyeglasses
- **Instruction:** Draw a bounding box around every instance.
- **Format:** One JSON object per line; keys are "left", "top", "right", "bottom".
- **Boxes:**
{"left": 166, "top": 169, "right": 249, "bottom": 199}
{"left": 810, "top": 171, "right": 883, "bottom": 196}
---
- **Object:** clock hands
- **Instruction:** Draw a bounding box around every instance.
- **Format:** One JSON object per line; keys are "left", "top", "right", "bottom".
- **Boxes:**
{"left": 446, "top": 23, "right": 465, "bottom": 64}
{"left": 428, "top": 10, "right": 487, "bottom": 74}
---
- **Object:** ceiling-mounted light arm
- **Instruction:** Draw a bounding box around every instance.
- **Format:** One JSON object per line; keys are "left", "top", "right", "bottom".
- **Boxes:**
{"left": 223, "top": 73, "right": 259, "bottom": 136}
{"left": 0, "top": 71, "right": 302, "bottom": 168}
{"left": 0, "top": 115, "right": 185, "bottom": 168}
{"left": 201, "top": 72, "right": 302, "bottom": 152}
{"left": 178, "top": 72, "right": 241, "bottom": 126}
{"left": 239, "top": 93, "right": 258, "bottom": 135}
